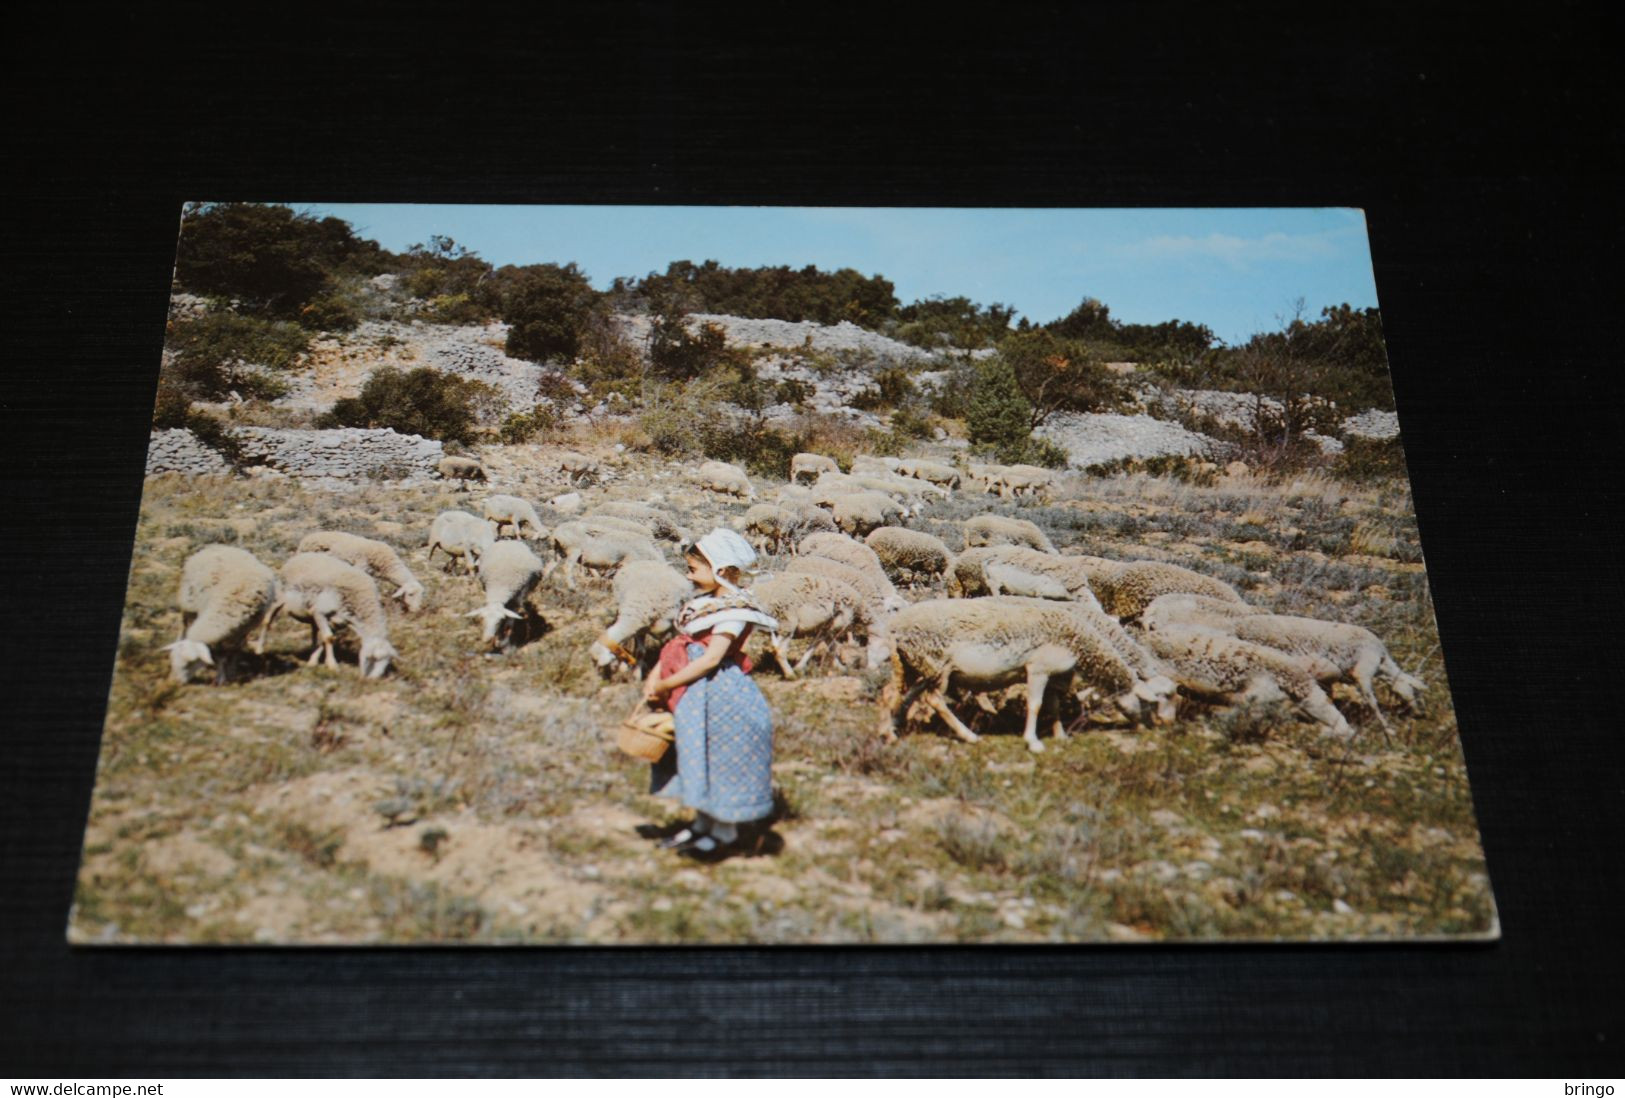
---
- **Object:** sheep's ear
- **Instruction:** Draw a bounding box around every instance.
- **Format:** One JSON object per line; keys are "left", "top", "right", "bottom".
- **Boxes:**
{"left": 503, "top": 608, "right": 522, "bottom": 620}
{"left": 161, "top": 641, "right": 180, "bottom": 652}
{"left": 200, "top": 649, "right": 214, "bottom": 665}
{"left": 465, "top": 608, "right": 487, "bottom": 618}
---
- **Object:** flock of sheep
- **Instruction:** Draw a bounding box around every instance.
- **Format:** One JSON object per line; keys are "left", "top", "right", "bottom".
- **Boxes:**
{"left": 161, "top": 447, "right": 1425, "bottom": 756}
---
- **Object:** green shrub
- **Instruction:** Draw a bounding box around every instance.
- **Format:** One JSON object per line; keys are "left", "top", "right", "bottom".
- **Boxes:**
{"left": 1334, "top": 436, "right": 1408, "bottom": 482}
{"left": 495, "top": 263, "right": 598, "bottom": 363}
{"left": 775, "top": 378, "right": 813, "bottom": 406}
{"left": 316, "top": 367, "right": 494, "bottom": 444}
{"left": 965, "top": 358, "right": 1033, "bottom": 452}
{"left": 296, "top": 292, "right": 361, "bottom": 332}
{"left": 174, "top": 202, "right": 386, "bottom": 319}
{"left": 162, "top": 312, "right": 312, "bottom": 400}
{"left": 888, "top": 404, "right": 935, "bottom": 440}
{"left": 499, "top": 405, "right": 561, "bottom": 444}
{"left": 184, "top": 413, "right": 250, "bottom": 470}
{"left": 649, "top": 317, "right": 738, "bottom": 380}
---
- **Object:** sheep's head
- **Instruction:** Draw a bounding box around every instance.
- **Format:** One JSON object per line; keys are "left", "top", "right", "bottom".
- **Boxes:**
{"left": 359, "top": 637, "right": 397, "bottom": 679}
{"left": 164, "top": 639, "right": 214, "bottom": 684}
{"left": 396, "top": 581, "right": 426, "bottom": 614}
{"left": 467, "top": 604, "right": 523, "bottom": 646}
{"left": 1134, "top": 675, "right": 1180, "bottom": 726}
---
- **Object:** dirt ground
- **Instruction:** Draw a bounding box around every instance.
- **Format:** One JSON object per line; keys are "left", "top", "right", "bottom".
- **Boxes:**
{"left": 69, "top": 444, "right": 1495, "bottom": 944}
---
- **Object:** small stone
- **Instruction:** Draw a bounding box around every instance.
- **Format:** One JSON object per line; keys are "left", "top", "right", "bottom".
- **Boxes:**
{"left": 1333, "top": 899, "right": 1355, "bottom": 916}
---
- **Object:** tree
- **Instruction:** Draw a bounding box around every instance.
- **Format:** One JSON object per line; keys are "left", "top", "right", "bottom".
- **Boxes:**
{"left": 996, "top": 329, "right": 1126, "bottom": 427}
{"left": 1045, "top": 296, "right": 1116, "bottom": 342}
{"left": 1230, "top": 299, "right": 1343, "bottom": 450}
{"left": 174, "top": 203, "right": 379, "bottom": 321}
{"left": 965, "top": 358, "right": 1034, "bottom": 452}
{"left": 316, "top": 367, "right": 492, "bottom": 443}
{"left": 494, "top": 263, "right": 598, "bottom": 363}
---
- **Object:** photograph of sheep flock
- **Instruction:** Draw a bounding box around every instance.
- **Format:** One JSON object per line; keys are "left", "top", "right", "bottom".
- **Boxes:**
{"left": 69, "top": 203, "right": 1496, "bottom": 944}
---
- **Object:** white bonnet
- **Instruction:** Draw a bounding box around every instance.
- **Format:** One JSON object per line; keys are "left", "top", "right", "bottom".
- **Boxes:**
{"left": 692, "top": 527, "right": 758, "bottom": 580}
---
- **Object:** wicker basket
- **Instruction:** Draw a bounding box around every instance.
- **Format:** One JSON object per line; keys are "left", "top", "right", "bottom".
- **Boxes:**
{"left": 618, "top": 705, "right": 675, "bottom": 762}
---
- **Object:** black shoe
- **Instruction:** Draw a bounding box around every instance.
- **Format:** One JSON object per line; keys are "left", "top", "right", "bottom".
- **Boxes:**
{"left": 636, "top": 818, "right": 694, "bottom": 842}
{"left": 657, "top": 825, "right": 707, "bottom": 850}
{"left": 675, "top": 826, "right": 778, "bottom": 863}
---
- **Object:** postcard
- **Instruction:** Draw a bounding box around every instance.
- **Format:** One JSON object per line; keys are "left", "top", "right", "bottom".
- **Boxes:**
{"left": 69, "top": 204, "right": 1496, "bottom": 943}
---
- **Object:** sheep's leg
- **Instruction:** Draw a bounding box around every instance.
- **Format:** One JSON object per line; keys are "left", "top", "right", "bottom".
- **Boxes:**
{"left": 774, "top": 636, "right": 798, "bottom": 680}
{"left": 924, "top": 690, "right": 981, "bottom": 744}
{"left": 880, "top": 658, "right": 929, "bottom": 742}
{"left": 1350, "top": 651, "right": 1396, "bottom": 746}
{"left": 178, "top": 611, "right": 195, "bottom": 642}
{"left": 252, "top": 601, "right": 281, "bottom": 654}
{"left": 792, "top": 639, "right": 825, "bottom": 674}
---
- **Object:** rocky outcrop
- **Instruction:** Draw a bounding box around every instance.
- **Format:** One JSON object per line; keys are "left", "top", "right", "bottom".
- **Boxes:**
{"left": 1036, "top": 412, "right": 1221, "bottom": 468}
{"left": 147, "top": 427, "right": 444, "bottom": 478}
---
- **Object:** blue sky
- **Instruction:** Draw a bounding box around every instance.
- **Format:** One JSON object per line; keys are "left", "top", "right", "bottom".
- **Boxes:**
{"left": 300, "top": 204, "right": 1378, "bottom": 346}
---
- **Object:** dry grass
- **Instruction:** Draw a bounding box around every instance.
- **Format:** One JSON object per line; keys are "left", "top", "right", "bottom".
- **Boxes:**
{"left": 69, "top": 450, "right": 1494, "bottom": 944}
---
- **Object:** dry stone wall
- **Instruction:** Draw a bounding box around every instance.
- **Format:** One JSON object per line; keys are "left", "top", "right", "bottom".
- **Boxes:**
{"left": 146, "top": 427, "right": 443, "bottom": 478}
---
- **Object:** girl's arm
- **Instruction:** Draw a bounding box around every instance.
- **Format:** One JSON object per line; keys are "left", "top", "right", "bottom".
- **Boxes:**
{"left": 645, "top": 633, "right": 734, "bottom": 699}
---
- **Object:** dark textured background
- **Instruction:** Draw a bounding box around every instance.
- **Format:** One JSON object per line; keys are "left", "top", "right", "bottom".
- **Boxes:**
{"left": 5, "top": 4, "right": 1622, "bottom": 1076}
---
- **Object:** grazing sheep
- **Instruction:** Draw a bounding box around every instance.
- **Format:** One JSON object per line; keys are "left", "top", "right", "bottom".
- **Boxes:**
{"left": 546, "top": 521, "right": 663, "bottom": 589}
{"left": 1143, "top": 595, "right": 1424, "bottom": 730}
{"left": 691, "top": 460, "right": 756, "bottom": 500}
{"left": 865, "top": 526, "right": 953, "bottom": 585}
{"left": 797, "top": 533, "right": 896, "bottom": 592}
{"left": 790, "top": 452, "right": 840, "bottom": 483}
{"left": 167, "top": 545, "right": 280, "bottom": 684}
{"left": 1140, "top": 622, "right": 1353, "bottom": 740}
{"left": 558, "top": 451, "right": 601, "bottom": 486}
{"left": 590, "top": 501, "right": 690, "bottom": 543}
{"left": 481, "top": 494, "right": 546, "bottom": 541}
{"left": 983, "top": 562, "right": 1072, "bottom": 601}
{"left": 265, "top": 553, "right": 398, "bottom": 678}
{"left": 833, "top": 491, "right": 905, "bottom": 536}
{"left": 469, "top": 540, "right": 547, "bottom": 650}
{"left": 1229, "top": 614, "right": 1426, "bottom": 729}
{"left": 963, "top": 514, "right": 1056, "bottom": 554}
{"left": 740, "top": 504, "right": 804, "bottom": 555}
{"left": 751, "top": 572, "right": 871, "bottom": 677}
{"left": 786, "top": 502, "right": 838, "bottom": 540}
{"left": 437, "top": 455, "right": 486, "bottom": 484}
{"left": 993, "top": 464, "right": 1058, "bottom": 499}
{"left": 589, "top": 560, "right": 692, "bottom": 674}
{"left": 948, "top": 545, "right": 1110, "bottom": 600}
{"left": 1094, "top": 560, "right": 1249, "bottom": 621}
{"left": 897, "top": 458, "right": 961, "bottom": 490}
{"left": 850, "top": 455, "right": 901, "bottom": 474}
{"left": 965, "top": 462, "right": 1009, "bottom": 494}
{"left": 880, "top": 597, "right": 1174, "bottom": 753}
{"left": 427, "top": 511, "right": 498, "bottom": 575}
{"left": 783, "top": 554, "right": 900, "bottom": 666}
{"left": 575, "top": 514, "right": 658, "bottom": 542}
{"left": 297, "top": 531, "right": 425, "bottom": 614}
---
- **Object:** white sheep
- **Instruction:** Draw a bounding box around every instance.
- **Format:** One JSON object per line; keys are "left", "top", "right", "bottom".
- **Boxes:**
{"left": 879, "top": 597, "right": 1175, "bottom": 753}
{"left": 850, "top": 455, "right": 901, "bottom": 474}
{"left": 790, "top": 452, "right": 840, "bottom": 483}
{"left": 1142, "top": 594, "right": 1423, "bottom": 730}
{"left": 993, "top": 463, "right": 1057, "bottom": 499}
{"left": 833, "top": 491, "right": 906, "bottom": 536}
{"left": 264, "top": 553, "right": 398, "bottom": 678}
{"left": 963, "top": 514, "right": 1056, "bottom": 554}
{"left": 740, "top": 504, "right": 804, "bottom": 555}
{"left": 546, "top": 521, "right": 663, "bottom": 589}
{"left": 166, "top": 545, "right": 280, "bottom": 684}
{"left": 469, "top": 539, "right": 547, "bottom": 650}
{"left": 782, "top": 554, "right": 900, "bottom": 667}
{"left": 481, "top": 494, "right": 546, "bottom": 541}
{"left": 1095, "top": 560, "right": 1250, "bottom": 621}
{"left": 1140, "top": 621, "right": 1353, "bottom": 740}
{"left": 948, "top": 545, "right": 1111, "bottom": 600}
{"left": 797, "top": 533, "right": 899, "bottom": 598}
{"left": 751, "top": 572, "right": 871, "bottom": 677}
{"left": 896, "top": 458, "right": 961, "bottom": 490}
{"left": 589, "top": 501, "right": 690, "bottom": 543}
{"left": 427, "top": 511, "right": 498, "bottom": 575}
{"left": 297, "top": 531, "right": 425, "bottom": 614}
{"left": 588, "top": 560, "right": 693, "bottom": 674}
{"left": 864, "top": 526, "right": 953, "bottom": 586}
{"left": 691, "top": 460, "right": 756, "bottom": 500}
{"left": 982, "top": 562, "right": 1072, "bottom": 601}
{"left": 437, "top": 455, "right": 486, "bottom": 485}
{"left": 558, "top": 451, "right": 601, "bottom": 486}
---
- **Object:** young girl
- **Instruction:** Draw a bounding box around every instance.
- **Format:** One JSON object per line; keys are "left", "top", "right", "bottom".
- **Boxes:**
{"left": 642, "top": 528, "right": 779, "bottom": 862}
